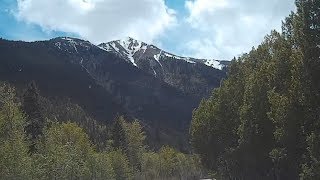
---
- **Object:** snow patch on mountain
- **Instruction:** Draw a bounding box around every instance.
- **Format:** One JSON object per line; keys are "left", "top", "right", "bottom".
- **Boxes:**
{"left": 97, "top": 37, "right": 228, "bottom": 70}
{"left": 110, "top": 42, "right": 119, "bottom": 52}
{"left": 55, "top": 42, "right": 61, "bottom": 50}
{"left": 127, "top": 54, "right": 138, "bottom": 67}
{"left": 98, "top": 37, "right": 143, "bottom": 66}
{"left": 163, "top": 52, "right": 196, "bottom": 64}
{"left": 61, "top": 37, "right": 74, "bottom": 41}
{"left": 141, "top": 45, "right": 148, "bottom": 53}
{"left": 52, "top": 37, "right": 93, "bottom": 54}
{"left": 204, "top": 59, "right": 225, "bottom": 70}
{"left": 119, "top": 37, "right": 142, "bottom": 54}
{"left": 154, "top": 53, "right": 161, "bottom": 61}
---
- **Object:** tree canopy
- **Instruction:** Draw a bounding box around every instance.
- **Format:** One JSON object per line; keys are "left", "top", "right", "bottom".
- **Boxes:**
{"left": 190, "top": 0, "right": 320, "bottom": 179}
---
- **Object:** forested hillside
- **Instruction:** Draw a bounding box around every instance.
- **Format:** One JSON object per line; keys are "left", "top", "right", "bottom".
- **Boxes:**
{"left": 190, "top": 0, "right": 320, "bottom": 179}
{"left": 0, "top": 82, "right": 203, "bottom": 179}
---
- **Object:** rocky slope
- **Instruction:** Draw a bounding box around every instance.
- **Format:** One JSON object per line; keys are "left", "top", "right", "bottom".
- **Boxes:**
{"left": 99, "top": 37, "right": 229, "bottom": 98}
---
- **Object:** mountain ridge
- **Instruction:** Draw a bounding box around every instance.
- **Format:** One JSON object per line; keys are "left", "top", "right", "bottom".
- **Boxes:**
{"left": 98, "top": 36, "right": 230, "bottom": 71}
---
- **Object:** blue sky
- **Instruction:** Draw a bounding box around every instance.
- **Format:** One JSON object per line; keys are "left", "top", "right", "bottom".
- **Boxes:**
{"left": 0, "top": 0, "right": 296, "bottom": 59}
{"left": 0, "top": 0, "right": 75, "bottom": 40}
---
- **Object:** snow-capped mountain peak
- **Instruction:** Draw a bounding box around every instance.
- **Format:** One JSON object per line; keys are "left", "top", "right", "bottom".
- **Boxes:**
{"left": 118, "top": 37, "right": 146, "bottom": 53}
{"left": 98, "top": 37, "right": 228, "bottom": 70}
{"left": 99, "top": 37, "right": 149, "bottom": 67}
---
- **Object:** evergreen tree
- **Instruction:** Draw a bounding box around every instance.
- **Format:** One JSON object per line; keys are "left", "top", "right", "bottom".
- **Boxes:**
{"left": 123, "top": 120, "right": 146, "bottom": 171}
{"left": 0, "top": 83, "right": 32, "bottom": 179}
{"left": 111, "top": 116, "right": 127, "bottom": 151}
{"left": 22, "top": 81, "right": 45, "bottom": 152}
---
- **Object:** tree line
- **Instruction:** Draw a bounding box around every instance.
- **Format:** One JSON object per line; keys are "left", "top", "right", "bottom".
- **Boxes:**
{"left": 190, "top": 0, "right": 320, "bottom": 179}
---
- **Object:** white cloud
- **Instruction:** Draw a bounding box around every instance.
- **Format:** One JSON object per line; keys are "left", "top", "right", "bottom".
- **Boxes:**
{"left": 184, "top": 0, "right": 296, "bottom": 59}
{"left": 16, "top": 0, "right": 176, "bottom": 44}
{"left": 14, "top": 0, "right": 297, "bottom": 60}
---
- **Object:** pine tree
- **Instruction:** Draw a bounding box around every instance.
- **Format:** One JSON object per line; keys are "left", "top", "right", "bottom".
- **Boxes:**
{"left": 22, "top": 81, "right": 45, "bottom": 152}
{"left": 111, "top": 116, "right": 127, "bottom": 151}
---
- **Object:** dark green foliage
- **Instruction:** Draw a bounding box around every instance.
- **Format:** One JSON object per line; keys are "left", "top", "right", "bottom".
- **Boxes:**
{"left": 190, "top": 1, "right": 320, "bottom": 179}
{"left": 22, "top": 81, "right": 45, "bottom": 152}
{"left": 39, "top": 97, "right": 110, "bottom": 150}
{"left": 112, "top": 116, "right": 128, "bottom": 151}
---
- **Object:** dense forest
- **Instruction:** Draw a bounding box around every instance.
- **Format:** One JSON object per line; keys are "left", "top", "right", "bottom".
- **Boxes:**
{"left": 190, "top": 0, "right": 320, "bottom": 179}
{"left": 0, "top": 82, "right": 203, "bottom": 179}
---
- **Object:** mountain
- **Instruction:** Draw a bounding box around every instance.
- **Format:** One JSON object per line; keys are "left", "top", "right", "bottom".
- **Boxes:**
{"left": 0, "top": 37, "right": 126, "bottom": 121}
{"left": 99, "top": 37, "right": 229, "bottom": 98}
{"left": 99, "top": 37, "right": 229, "bottom": 70}
{"left": 0, "top": 36, "right": 229, "bottom": 148}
